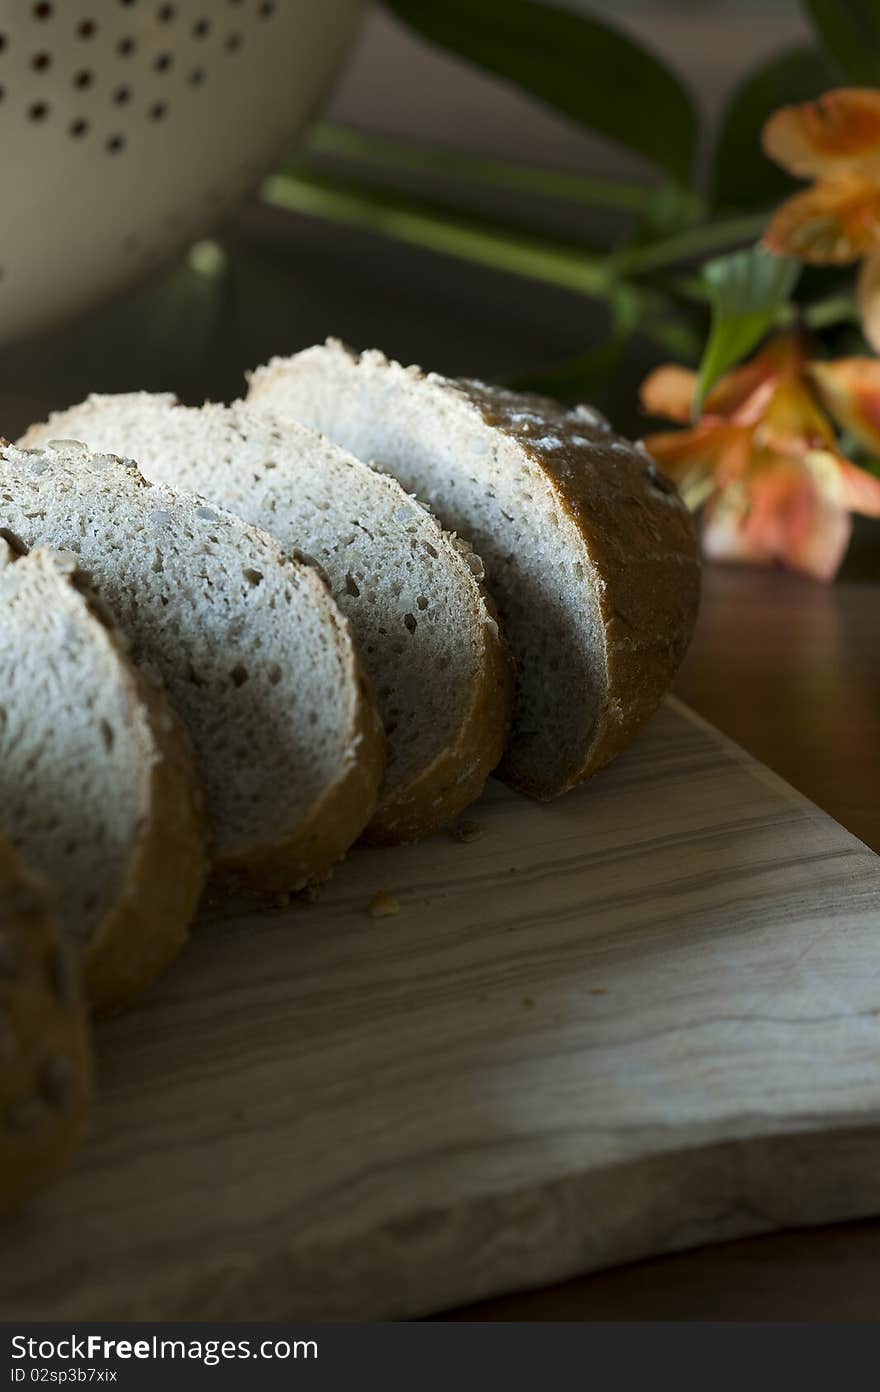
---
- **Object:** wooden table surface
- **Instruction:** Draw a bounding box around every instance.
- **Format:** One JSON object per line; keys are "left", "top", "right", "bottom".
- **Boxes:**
{"left": 444, "top": 560, "right": 880, "bottom": 1320}
{"left": 1, "top": 203, "right": 878, "bottom": 1319}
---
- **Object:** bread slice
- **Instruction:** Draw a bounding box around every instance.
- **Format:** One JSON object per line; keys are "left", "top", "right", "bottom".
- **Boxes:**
{"left": 21, "top": 396, "right": 512, "bottom": 843}
{"left": 0, "top": 539, "right": 207, "bottom": 1011}
{"left": 0, "top": 837, "right": 92, "bottom": 1216}
{"left": 0, "top": 442, "right": 385, "bottom": 890}
{"left": 248, "top": 341, "right": 701, "bottom": 799}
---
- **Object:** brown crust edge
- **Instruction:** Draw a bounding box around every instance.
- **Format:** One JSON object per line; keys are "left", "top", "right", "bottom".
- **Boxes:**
{"left": 85, "top": 667, "right": 209, "bottom": 1015}
{"left": 363, "top": 581, "right": 513, "bottom": 845}
{"left": 453, "top": 380, "right": 701, "bottom": 799}
{"left": 0, "top": 841, "right": 93, "bottom": 1217}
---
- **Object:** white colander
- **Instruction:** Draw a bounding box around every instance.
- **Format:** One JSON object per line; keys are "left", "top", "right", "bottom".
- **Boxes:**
{"left": 0, "top": 0, "right": 364, "bottom": 346}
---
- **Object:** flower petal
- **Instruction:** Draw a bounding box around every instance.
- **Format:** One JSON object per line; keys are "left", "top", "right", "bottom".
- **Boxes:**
{"left": 639, "top": 364, "right": 696, "bottom": 423}
{"left": 703, "top": 356, "right": 779, "bottom": 422}
{"left": 764, "top": 177, "right": 880, "bottom": 263}
{"left": 755, "top": 373, "right": 836, "bottom": 452}
{"left": 837, "top": 455, "right": 880, "bottom": 516}
{"left": 702, "top": 454, "right": 852, "bottom": 581}
{"left": 707, "top": 332, "right": 811, "bottom": 425}
{"left": 763, "top": 88, "right": 880, "bottom": 179}
{"left": 643, "top": 423, "right": 753, "bottom": 512}
{"left": 640, "top": 427, "right": 716, "bottom": 508}
{"left": 809, "top": 353, "right": 880, "bottom": 451}
{"left": 701, "top": 491, "right": 778, "bottom": 567}
{"left": 858, "top": 245, "right": 880, "bottom": 353}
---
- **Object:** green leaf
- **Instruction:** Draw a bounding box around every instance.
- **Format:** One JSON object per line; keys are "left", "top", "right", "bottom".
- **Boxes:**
{"left": 803, "top": 0, "right": 880, "bottom": 83}
{"left": 695, "top": 245, "right": 801, "bottom": 412}
{"left": 710, "top": 46, "right": 837, "bottom": 212}
{"left": 385, "top": 0, "right": 697, "bottom": 185}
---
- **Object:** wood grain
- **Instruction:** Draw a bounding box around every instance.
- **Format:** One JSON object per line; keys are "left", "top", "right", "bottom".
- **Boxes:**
{"left": 2, "top": 699, "right": 879, "bottom": 1321}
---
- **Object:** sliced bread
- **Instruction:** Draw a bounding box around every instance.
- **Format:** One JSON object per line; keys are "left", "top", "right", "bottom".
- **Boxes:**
{"left": 247, "top": 341, "right": 700, "bottom": 799}
{"left": 0, "top": 837, "right": 92, "bottom": 1216}
{"left": 21, "top": 395, "right": 512, "bottom": 843}
{"left": 0, "top": 442, "right": 385, "bottom": 890}
{"left": 0, "top": 539, "right": 207, "bottom": 1011}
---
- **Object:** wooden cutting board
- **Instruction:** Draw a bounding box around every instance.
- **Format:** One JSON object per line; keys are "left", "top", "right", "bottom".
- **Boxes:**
{"left": 4, "top": 698, "right": 880, "bottom": 1321}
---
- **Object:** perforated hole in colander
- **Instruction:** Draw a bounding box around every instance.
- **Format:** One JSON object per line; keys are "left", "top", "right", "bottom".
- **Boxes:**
{"left": 0, "top": 5, "right": 281, "bottom": 146}
{"left": 0, "top": 0, "right": 362, "bottom": 342}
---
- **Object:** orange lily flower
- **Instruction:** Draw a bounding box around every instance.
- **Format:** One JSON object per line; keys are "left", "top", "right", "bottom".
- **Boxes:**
{"left": 640, "top": 333, "right": 880, "bottom": 581}
{"left": 762, "top": 88, "right": 880, "bottom": 350}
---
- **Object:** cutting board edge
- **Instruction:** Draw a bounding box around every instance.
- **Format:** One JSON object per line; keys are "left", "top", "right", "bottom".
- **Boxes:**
{"left": 667, "top": 696, "right": 878, "bottom": 857}
{"left": 9, "top": 1112, "right": 880, "bottom": 1321}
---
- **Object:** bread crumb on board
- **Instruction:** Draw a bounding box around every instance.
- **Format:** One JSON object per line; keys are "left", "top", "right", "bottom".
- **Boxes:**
{"left": 367, "top": 890, "right": 400, "bottom": 919}
{"left": 450, "top": 819, "right": 483, "bottom": 844}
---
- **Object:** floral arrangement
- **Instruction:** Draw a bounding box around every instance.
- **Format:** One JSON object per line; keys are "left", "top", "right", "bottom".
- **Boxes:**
{"left": 263, "top": 0, "right": 880, "bottom": 580}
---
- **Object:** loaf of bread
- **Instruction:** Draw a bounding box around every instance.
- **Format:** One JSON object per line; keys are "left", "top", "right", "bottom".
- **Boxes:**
{"left": 0, "top": 539, "right": 207, "bottom": 1011}
{"left": 0, "top": 838, "right": 92, "bottom": 1216}
{"left": 21, "top": 395, "right": 512, "bottom": 844}
{"left": 0, "top": 441, "right": 385, "bottom": 891}
{"left": 248, "top": 341, "right": 700, "bottom": 799}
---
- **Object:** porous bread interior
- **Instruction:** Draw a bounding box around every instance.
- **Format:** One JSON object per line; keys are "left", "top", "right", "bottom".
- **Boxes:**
{"left": 0, "top": 545, "right": 153, "bottom": 947}
{"left": 0, "top": 443, "right": 359, "bottom": 860}
{"left": 248, "top": 346, "right": 606, "bottom": 793}
{"left": 22, "top": 395, "right": 486, "bottom": 796}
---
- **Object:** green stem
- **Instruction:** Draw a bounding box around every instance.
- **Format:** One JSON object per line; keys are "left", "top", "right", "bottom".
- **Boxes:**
{"left": 262, "top": 168, "right": 705, "bottom": 361}
{"left": 263, "top": 169, "right": 614, "bottom": 297}
{"left": 803, "top": 292, "right": 859, "bottom": 330}
{"left": 610, "top": 212, "right": 769, "bottom": 275}
{"left": 305, "top": 121, "right": 690, "bottom": 218}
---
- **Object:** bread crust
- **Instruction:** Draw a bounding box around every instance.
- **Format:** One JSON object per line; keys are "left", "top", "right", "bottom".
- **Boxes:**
{"left": 251, "top": 343, "right": 700, "bottom": 801}
{"left": 0, "top": 840, "right": 93, "bottom": 1216}
{"left": 253, "top": 344, "right": 699, "bottom": 800}
{"left": 456, "top": 379, "right": 701, "bottom": 797}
